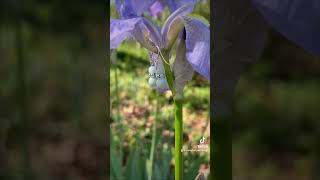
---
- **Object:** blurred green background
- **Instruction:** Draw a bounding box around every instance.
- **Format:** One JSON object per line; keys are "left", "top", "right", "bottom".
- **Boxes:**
{"left": 233, "top": 31, "right": 320, "bottom": 180}
{"left": 0, "top": 0, "right": 107, "bottom": 180}
{"left": 110, "top": 0, "right": 210, "bottom": 179}
{"left": 1, "top": 0, "right": 319, "bottom": 180}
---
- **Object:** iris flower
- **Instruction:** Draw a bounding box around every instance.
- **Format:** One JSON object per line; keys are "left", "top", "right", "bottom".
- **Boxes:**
{"left": 111, "top": 0, "right": 210, "bottom": 96}
{"left": 148, "top": 0, "right": 164, "bottom": 18}
{"left": 110, "top": 1, "right": 210, "bottom": 179}
{"left": 252, "top": 0, "right": 320, "bottom": 54}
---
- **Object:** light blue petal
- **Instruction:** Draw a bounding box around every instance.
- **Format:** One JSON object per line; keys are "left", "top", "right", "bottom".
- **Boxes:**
{"left": 133, "top": 0, "right": 158, "bottom": 16}
{"left": 161, "top": 5, "right": 194, "bottom": 49}
{"left": 110, "top": 18, "right": 161, "bottom": 52}
{"left": 132, "top": 18, "right": 162, "bottom": 52}
{"left": 110, "top": 18, "right": 142, "bottom": 49}
{"left": 252, "top": 0, "right": 320, "bottom": 54}
{"left": 149, "top": 0, "right": 165, "bottom": 17}
{"left": 116, "top": 0, "right": 157, "bottom": 18}
{"left": 173, "top": 39, "right": 194, "bottom": 97}
{"left": 115, "top": 0, "right": 137, "bottom": 18}
{"left": 182, "top": 16, "right": 210, "bottom": 79}
{"left": 165, "top": 0, "right": 197, "bottom": 13}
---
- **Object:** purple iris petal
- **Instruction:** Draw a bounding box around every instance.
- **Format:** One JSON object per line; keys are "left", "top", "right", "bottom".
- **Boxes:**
{"left": 110, "top": 18, "right": 161, "bottom": 51}
{"left": 116, "top": 0, "right": 157, "bottom": 18}
{"left": 110, "top": 18, "right": 142, "bottom": 48}
{"left": 174, "top": 39, "right": 194, "bottom": 97}
{"left": 116, "top": 0, "right": 137, "bottom": 18}
{"left": 165, "top": 0, "right": 197, "bottom": 13}
{"left": 161, "top": 5, "right": 194, "bottom": 48}
{"left": 149, "top": 0, "right": 165, "bottom": 17}
{"left": 141, "top": 18, "right": 162, "bottom": 46}
{"left": 252, "top": 0, "right": 320, "bottom": 54}
{"left": 181, "top": 16, "right": 210, "bottom": 79}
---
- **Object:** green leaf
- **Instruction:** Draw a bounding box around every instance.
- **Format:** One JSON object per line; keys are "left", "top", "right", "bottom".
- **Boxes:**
{"left": 124, "top": 146, "right": 144, "bottom": 180}
{"left": 153, "top": 163, "right": 162, "bottom": 180}
{"left": 146, "top": 159, "right": 152, "bottom": 180}
{"left": 110, "top": 134, "right": 123, "bottom": 180}
{"left": 184, "top": 156, "right": 207, "bottom": 180}
{"left": 161, "top": 143, "right": 172, "bottom": 178}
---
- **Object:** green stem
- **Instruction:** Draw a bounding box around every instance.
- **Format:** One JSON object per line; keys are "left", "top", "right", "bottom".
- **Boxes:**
{"left": 158, "top": 48, "right": 183, "bottom": 179}
{"left": 16, "top": 17, "right": 33, "bottom": 180}
{"left": 174, "top": 98, "right": 183, "bottom": 180}
{"left": 148, "top": 94, "right": 159, "bottom": 180}
{"left": 158, "top": 50, "right": 175, "bottom": 96}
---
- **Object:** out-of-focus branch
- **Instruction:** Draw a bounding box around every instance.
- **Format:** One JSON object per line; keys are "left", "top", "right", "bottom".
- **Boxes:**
{"left": 211, "top": 0, "right": 269, "bottom": 179}
{"left": 15, "top": 15, "right": 33, "bottom": 180}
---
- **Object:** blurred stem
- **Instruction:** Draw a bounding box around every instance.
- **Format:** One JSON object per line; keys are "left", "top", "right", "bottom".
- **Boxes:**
{"left": 211, "top": 115, "right": 232, "bottom": 180}
{"left": 114, "top": 67, "right": 121, "bottom": 122}
{"left": 312, "top": 129, "right": 320, "bottom": 180}
{"left": 15, "top": 18, "right": 33, "bottom": 180}
{"left": 148, "top": 93, "right": 159, "bottom": 180}
{"left": 174, "top": 98, "right": 183, "bottom": 180}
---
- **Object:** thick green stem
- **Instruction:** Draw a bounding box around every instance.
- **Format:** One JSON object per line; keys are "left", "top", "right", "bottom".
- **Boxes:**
{"left": 174, "top": 98, "right": 183, "bottom": 180}
{"left": 159, "top": 50, "right": 175, "bottom": 95}
{"left": 158, "top": 48, "right": 183, "bottom": 179}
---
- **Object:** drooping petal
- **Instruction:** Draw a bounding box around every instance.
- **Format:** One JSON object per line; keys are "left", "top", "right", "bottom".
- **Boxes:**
{"left": 149, "top": 0, "right": 165, "bottom": 17}
{"left": 110, "top": 18, "right": 142, "bottom": 49}
{"left": 116, "top": 0, "right": 157, "bottom": 18}
{"left": 182, "top": 16, "right": 210, "bottom": 79}
{"left": 161, "top": 5, "right": 194, "bottom": 49}
{"left": 132, "top": 18, "right": 162, "bottom": 52}
{"left": 142, "top": 18, "right": 162, "bottom": 47}
{"left": 213, "top": 0, "right": 268, "bottom": 116}
{"left": 173, "top": 39, "right": 194, "bottom": 98}
{"left": 110, "top": 18, "right": 161, "bottom": 52}
{"left": 252, "top": 0, "right": 320, "bottom": 54}
{"left": 133, "top": 0, "right": 158, "bottom": 16}
{"left": 165, "top": 0, "right": 197, "bottom": 13}
{"left": 115, "top": 0, "right": 137, "bottom": 18}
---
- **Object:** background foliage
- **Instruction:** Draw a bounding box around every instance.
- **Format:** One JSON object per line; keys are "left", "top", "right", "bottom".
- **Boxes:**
{"left": 1, "top": 0, "right": 107, "bottom": 179}
{"left": 233, "top": 31, "right": 320, "bottom": 180}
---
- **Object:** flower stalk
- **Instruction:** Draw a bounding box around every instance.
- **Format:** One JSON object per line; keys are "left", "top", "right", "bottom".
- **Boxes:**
{"left": 174, "top": 98, "right": 183, "bottom": 180}
{"left": 158, "top": 48, "right": 183, "bottom": 180}
{"left": 158, "top": 49, "right": 175, "bottom": 95}
{"left": 147, "top": 93, "right": 159, "bottom": 180}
